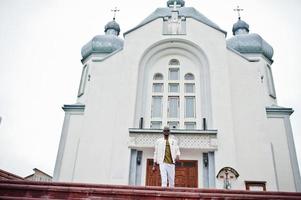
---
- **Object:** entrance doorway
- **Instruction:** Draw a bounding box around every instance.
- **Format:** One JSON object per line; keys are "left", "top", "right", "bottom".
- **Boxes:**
{"left": 146, "top": 159, "right": 198, "bottom": 187}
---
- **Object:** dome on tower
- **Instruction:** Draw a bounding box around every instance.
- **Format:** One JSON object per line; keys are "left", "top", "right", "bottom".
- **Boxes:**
{"left": 81, "top": 20, "right": 124, "bottom": 60}
{"left": 167, "top": 0, "right": 185, "bottom": 7}
{"left": 104, "top": 20, "right": 121, "bottom": 35}
{"left": 227, "top": 18, "right": 274, "bottom": 60}
{"left": 232, "top": 18, "right": 249, "bottom": 35}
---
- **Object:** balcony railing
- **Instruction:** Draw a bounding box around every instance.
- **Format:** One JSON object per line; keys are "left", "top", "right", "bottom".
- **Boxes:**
{"left": 128, "top": 128, "right": 218, "bottom": 150}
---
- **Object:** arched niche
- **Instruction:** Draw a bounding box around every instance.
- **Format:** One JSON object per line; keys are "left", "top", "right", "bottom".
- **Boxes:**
{"left": 134, "top": 39, "right": 213, "bottom": 129}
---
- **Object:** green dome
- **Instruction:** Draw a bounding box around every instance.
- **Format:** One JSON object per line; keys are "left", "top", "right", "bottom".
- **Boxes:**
{"left": 104, "top": 20, "right": 121, "bottom": 36}
{"left": 81, "top": 20, "right": 123, "bottom": 60}
{"left": 232, "top": 19, "right": 249, "bottom": 35}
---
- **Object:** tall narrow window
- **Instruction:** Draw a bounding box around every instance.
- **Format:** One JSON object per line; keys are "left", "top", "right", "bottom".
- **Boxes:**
{"left": 185, "top": 97, "right": 195, "bottom": 118}
{"left": 168, "top": 96, "right": 179, "bottom": 118}
{"left": 151, "top": 96, "right": 162, "bottom": 118}
{"left": 169, "top": 68, "right": 179, "bottom": 80}
{"left": 78, "top": 65, "right": 88, "bottom": 97}
{"left": 153, "top": 83, "right": 163, "bottom": 93}
{"left": 266, "top": 65, "right": 276, "bottom": 98}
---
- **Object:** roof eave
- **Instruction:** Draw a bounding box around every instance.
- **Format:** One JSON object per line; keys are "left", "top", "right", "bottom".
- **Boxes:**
{"left": 123, "top": 16, "right": 227, "bottom": 37}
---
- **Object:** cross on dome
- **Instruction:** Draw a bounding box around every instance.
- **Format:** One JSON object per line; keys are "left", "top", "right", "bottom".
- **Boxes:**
{"left": 111, "top": 7, "right": 120, "bottom": 20}
{"left": 170, "top": 1, "right": 181, "bottom": 11}
{"left": 233, "top": 5, "right": 244, "bottom": 19}
{"left": 167, "top": 0, "right": 185, "bottom": 8}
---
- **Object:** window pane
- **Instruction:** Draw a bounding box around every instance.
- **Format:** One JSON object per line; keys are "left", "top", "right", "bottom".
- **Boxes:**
{"left": 168, "top": 121, "right": 179, "bottom": 129}
{"left": 266, "top": 66, "right": 276, "bottom": 98}
{"left": 153, "top": 83, "right": 163, "bottom": 93}
{"left": 185, "top": 122, "right": 196, "bottom": 129}
{"left": 168, "top": 97, "right": 179, "bottom": 118}
{"left": 169, "top": 68, "right": 179, "bottom": 80}
{"left": 151, "top": 96, "right": 162, "bottom": 118}
{"left": 185, "top": 83, "right": 195, "bottom": 93}
{"left": 153, "top": 73, "right": 163, "bottom": 80}
{"left": 151, "top": 121, "right": 162, "bottom": 129}
{"left": 169, "top": 83, "right": 179, "bottom": 93}
{"left": 185, "top": 73, "right": 194, "bottom": 80}
{"left": 78, "top": 65, "right": 88, "bottom": 97}
{"left": 169, "top": 59, "right": 180, "bottom": 65}
{"left": 185, "top": 97, "right": 195, "bottom": 118}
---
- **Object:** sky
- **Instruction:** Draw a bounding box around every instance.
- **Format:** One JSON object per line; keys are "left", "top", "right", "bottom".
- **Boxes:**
{"left": 0, "top": 0, "right": 300, "bottom": 178}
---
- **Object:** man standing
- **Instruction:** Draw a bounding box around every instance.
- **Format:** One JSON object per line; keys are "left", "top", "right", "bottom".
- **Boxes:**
{"left": 153, "top": 126, "right": 180, "bottom": 187}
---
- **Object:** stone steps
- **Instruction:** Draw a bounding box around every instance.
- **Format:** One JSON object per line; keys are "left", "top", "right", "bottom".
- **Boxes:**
{"left": 1, "top": 180, "right": 301, "bottom": 199}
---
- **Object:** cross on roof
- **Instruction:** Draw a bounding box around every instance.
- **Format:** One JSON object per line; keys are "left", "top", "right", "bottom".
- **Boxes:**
{"left": 233, "top": 5, "right": 244, "bottom": 19}
{"left": 169, "top": 1, "right": 181, "bottom": 11}
{"left": 111, "top": 7, "right": 120, "bottom": 20}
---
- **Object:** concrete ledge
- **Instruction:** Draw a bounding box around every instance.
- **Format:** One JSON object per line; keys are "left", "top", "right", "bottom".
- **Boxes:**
{"left": 1, "top": 180, "right": 301, "bottom": 199}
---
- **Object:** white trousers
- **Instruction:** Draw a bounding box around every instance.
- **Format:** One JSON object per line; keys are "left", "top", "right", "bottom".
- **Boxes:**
{"left": 159, "top": 163, "right": 175, "bottom": 187}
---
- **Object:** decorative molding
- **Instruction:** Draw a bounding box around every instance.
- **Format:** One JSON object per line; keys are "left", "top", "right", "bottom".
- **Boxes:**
{"left": 128, "top": 129, "right": 218, "bottom": 150}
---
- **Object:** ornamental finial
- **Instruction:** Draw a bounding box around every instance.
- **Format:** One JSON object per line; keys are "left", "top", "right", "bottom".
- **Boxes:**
{"left": 233, "top": 5, "right": 244, "bottom": 19}
{"left": 111, "top": 7, "right": 120, "bottom": 20}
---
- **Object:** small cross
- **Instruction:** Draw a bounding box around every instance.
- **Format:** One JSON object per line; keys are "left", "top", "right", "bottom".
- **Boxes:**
{"left": 233, "top": 5, "right": 244, "bottom": 19}
{"left": 111, "top": 7, "right": 120, "bottom": 20}
{"left": 170, "top": 1, "right": 181, "bottom": 11}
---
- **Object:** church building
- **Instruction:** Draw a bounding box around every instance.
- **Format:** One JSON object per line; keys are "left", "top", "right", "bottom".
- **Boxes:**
{"left": 53, "top": 0, "right": 301, "bottom": 192}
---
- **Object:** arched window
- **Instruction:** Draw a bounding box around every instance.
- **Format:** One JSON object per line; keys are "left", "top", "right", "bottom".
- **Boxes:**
{"left": 150, "top": 60, "right": 197, "bottom": 130}
{"left": 185, "top": 73, "right": 194, "bottom": 80}
{"left": 169, "top": 59, "right": 180, "bottom": 66}
{"left": 153, "top": 73, "right": 163, "bottom": 80}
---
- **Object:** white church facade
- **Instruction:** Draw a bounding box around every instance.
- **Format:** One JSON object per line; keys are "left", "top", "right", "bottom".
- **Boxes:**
{"left": 53, "top": 0, "right": 301, "bottom": 192}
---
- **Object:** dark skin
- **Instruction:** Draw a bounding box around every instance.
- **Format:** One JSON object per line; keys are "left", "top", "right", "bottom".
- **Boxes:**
{"left": 152, "top": 130, "right": 179, "bottom": 172}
